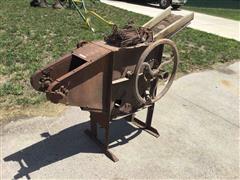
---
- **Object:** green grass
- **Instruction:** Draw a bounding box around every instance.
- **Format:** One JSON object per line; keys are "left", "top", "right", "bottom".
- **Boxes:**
{"left": 184, "top": 6, "right": 240, "bottom": 21}
{"left": 184, "top": 0, "right": 239, "bottom": 9}
{"left": 0, "top": 0, "right": 240, "bottom": 109}
{"left": 184, "top": 0, "right": 240, "bottom": 21}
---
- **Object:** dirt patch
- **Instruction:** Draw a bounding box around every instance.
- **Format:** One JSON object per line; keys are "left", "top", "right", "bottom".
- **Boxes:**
{"left": 220, "top": 79, "right": 232, "bottom": 87}
{"left": 217, "top": 67, "right": 236, "bottom": 75}
{"left": 0, "top": 102, "right": 66, "bottom": 126}
{"left": 0, "top": 75, "right": 9, "bottom": 84}
{"left": 213, "top": 60, "right": 239, "bottom": 73}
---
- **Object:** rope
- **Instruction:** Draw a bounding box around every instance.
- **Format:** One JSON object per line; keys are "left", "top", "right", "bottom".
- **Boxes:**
{"left": 70, "top": 0, "right": 114, "bottom": 32}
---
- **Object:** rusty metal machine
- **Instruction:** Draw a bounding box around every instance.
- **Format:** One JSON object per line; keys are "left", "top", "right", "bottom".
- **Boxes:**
{"left": 31, "top": 8, "right": 194, "bottom": 162}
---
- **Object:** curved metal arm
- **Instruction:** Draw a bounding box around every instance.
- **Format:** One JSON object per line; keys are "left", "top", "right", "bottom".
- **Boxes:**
{"left": 133, "top": 39, "right": 179, "bottom": 105}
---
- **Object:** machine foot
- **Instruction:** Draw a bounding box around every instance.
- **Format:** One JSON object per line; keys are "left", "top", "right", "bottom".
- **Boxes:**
{"left": 84, "top": 129, "right": 119, "bottom": 162}
{"left": 132, "top": 118, "right": 160, "bottom": 138}
{"left": 105, "top": 149, "right": 119, "bottom": 162}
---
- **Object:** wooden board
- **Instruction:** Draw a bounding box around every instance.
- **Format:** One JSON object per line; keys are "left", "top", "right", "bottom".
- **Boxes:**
{"left": 143, "top": 8, "right": 194, "bottom": 40}
{"left": 143, "top": 7, "right": 171, "bottom": 29}
{"left": 153, "top": 13, "right": 194, "bottom": 39}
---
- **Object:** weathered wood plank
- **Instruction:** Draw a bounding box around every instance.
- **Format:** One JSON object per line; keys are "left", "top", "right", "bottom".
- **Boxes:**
{"left": 143, "top": 7, "right": 171, "bottom": 29}
{"left": 153, "top": 12, "right": 194, "bottom": 40}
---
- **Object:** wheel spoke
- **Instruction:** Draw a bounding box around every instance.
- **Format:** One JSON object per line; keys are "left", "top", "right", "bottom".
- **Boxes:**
{"left": 133, "top": 39, "right": 179, "bottom": 104}
{"left": 159, "top": 57, "right": 174, "bottom": 68}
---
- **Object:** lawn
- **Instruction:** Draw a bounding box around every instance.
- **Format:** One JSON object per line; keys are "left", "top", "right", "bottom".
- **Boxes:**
{"left": 184, "top": 0, "right": 240, "bottom": 21}
{"left": 0, "top": 0, "right": 240, "bottom": 118}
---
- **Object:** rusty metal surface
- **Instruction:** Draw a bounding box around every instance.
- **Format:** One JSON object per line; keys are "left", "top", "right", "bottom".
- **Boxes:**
{"left": 30, "top": 9, "right": 194, "bottom": 161}
{"left": 104, "top": 24, "right": 153, "bottom": 47}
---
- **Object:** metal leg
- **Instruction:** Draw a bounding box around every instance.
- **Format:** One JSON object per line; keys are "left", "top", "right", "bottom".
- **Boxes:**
{"left": 146, "top": 104, "right": 154, "bottom": 128}
{"left": 90, "top": 118, "right": 97, "bottom": 138}
{"left": 126, "top": 113, "right": 136, "bottom": 122}
{"left": 84, "top": 113, "right": 119, "bottom": 162}
{"left": 103, "top": 123, "right": 119, "bottom": 162}
{"left": 131, "top": 104, "right": 160, "bottom": 138}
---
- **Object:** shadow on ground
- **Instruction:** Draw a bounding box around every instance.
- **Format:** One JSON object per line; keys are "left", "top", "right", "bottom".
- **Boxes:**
{"left": 3, "top": 118, "right": 142, "bottom": 179}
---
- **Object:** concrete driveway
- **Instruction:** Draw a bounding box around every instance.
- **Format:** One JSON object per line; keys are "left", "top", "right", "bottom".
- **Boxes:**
{"left": 1, "top": 62, "right": 239, "bottom": 179}
{"left": 100, "top": 0, "right": 240, "bottom": 41}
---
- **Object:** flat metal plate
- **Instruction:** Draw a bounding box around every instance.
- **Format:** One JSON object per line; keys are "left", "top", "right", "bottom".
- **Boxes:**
{"left": 72, "top": 42, "right": 112, "bottom": 62}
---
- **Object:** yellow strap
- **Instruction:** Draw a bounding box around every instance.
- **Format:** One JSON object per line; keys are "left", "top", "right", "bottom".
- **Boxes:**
{"left": 88, "top": 11, "right": 114, "bottom": 26}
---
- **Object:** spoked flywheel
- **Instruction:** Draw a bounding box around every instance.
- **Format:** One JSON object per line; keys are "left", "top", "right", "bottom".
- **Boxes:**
{"left": 133, "top": 39, "right": 179, "bottom": 105}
